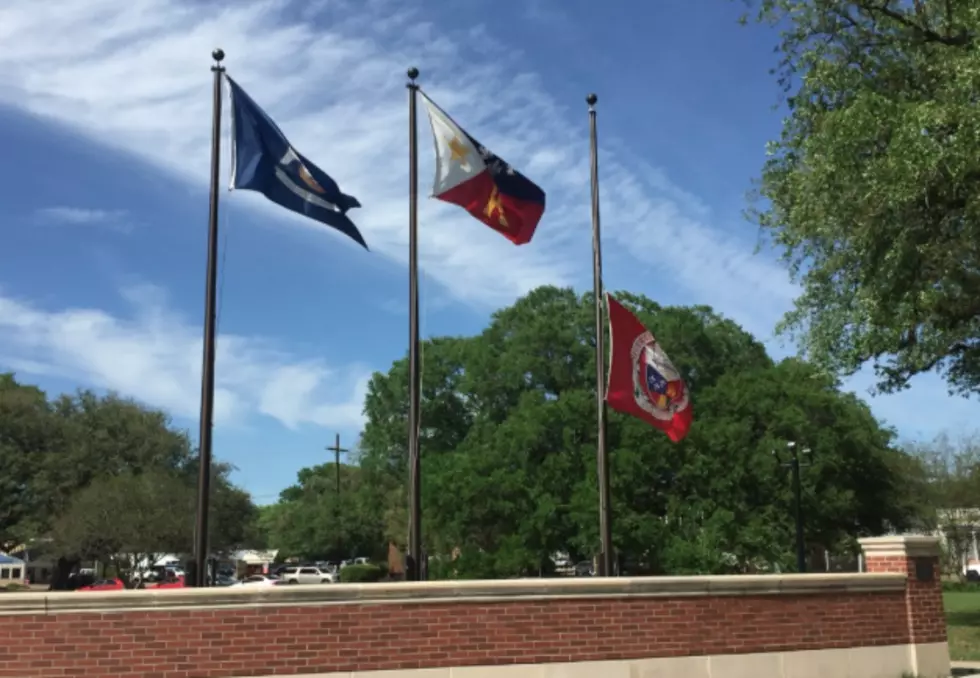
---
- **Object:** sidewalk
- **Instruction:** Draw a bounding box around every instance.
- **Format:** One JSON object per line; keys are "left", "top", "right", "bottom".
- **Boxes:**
{"left": 951, "top": 661, "right": 980, "bottom": 677}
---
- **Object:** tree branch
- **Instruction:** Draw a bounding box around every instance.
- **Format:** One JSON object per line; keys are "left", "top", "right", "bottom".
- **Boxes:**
{"left": 860, "top": 0, "right": 972, "bottom": 46}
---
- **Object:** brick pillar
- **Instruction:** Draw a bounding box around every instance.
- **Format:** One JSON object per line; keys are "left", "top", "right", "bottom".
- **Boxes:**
{"left": 859, "top": 535, "right": 949, "bottom": 678}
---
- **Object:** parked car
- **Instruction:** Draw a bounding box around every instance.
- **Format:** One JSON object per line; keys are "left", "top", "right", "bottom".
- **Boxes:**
{"left": 151, "top": 575, "right": 185, "bottom": 589}
{"left": 77, "top": 578, "right": 125, "bottom": 592}
{"left": 213, "top": 574, "right": 238, "bottom": 587}
{"left": 232, "top": 574, "right": 281, "bottom": 587}
{"left": 134, "top": 566, "right": 183, "bottom": 583}
{"left": 574, "top": 561, "right": 594, "bottom": 577}
{"left": 67, "top": 572, "right": 98, "bottom": 590}
{"left": 280, "top": 566, "right": 335, "bottom": 584}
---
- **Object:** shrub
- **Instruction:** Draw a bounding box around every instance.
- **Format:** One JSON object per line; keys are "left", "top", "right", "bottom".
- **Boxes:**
{"left": 0, "top": 583, "right": 30, "bottom": 592}
{"left": 339, "top": 564, "right": 383, "bottom": 583}
{"left": 942, "top": 580, "right": 980, "bottom": 593}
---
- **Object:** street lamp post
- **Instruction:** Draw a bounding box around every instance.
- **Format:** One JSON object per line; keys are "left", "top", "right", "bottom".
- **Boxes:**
{"left": 777, "top": 441, "right": 811, "bottom": 573}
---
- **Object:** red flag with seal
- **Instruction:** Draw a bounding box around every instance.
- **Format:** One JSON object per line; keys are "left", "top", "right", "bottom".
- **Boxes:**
{"left": 605, "top": 293, "right": 693, "bottom": 442}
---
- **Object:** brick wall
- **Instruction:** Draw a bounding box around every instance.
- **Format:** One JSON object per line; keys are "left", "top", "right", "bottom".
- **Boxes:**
{"left": 862, "top": 535, "right": 948, "bottom": 646}
{"left": 0, "top": 535, "right": 946, "bottom": 678}
{"left": 865, "top": 555, "right": 908, "bottom": 574}
{"left": 0, "top": 582, "right": 907, "bottom": 678}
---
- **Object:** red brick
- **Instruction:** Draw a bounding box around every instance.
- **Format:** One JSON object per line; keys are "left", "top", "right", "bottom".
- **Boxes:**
{"left": 0, "top": 590, "right": 911, "bottom": 678}
{"left": 865, "top": 549, "right": 947, "bottom": 645}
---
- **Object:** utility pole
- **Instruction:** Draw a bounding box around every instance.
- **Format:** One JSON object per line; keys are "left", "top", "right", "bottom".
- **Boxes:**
{"left": 326, "top": 434, "right": 349, "bottom": 560}
{"left": 325, "top": 434, "right": 348, "bottom": 504}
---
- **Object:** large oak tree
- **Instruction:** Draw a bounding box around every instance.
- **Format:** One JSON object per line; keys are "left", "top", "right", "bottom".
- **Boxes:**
{"left": 335, "top": 287, "right": 922, "bottom": 577}
{"left": 746, "top": 0, "right": 980, "bottom": 395}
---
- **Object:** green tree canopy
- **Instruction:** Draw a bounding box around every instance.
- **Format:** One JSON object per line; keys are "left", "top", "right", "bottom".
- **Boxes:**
{"left": 0, "top": 374, "right": 259, "bottom": 582}
{"left": 0, "top": 375, "right": 57, "bottom": 550}
{"left": 666, "top": 357, "right": 910, "bottom": 572}
{"left": 262, "top": 461, "right": 386, "bottom": 562}
{"left": 49, "top": 470, "right": 193, "bottom": 571}
{"left": 47, "top": 464, "right": 256, "bottom": 573}
{"left": 348, "top": 286, "right": 919, "bottom": 577}
{"left": 746, "top": 0, "right": 980, "bottom": 395}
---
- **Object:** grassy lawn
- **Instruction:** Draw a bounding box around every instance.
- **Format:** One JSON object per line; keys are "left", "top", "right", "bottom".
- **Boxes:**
{"left": 945, "top": 592, "right": 980, "bottom": 661}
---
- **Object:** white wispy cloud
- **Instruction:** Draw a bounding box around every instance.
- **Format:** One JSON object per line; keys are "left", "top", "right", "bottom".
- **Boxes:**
{"left": 0, "top": 284, "right": 369, "bottom": 431}
{"left": 36, "top": 207, "right": 122, "bottom": 224}
{"left": 35, "top": 206, "right": 131, "bottom": 230}
{"left": 0, "top": 0, "right": 794, "bottom": 330}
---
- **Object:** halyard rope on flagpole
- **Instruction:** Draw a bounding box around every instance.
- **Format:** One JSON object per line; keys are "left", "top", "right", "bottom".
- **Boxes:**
{"left": 215, "top": 79, "right": 234, "bottom": 340}
{"left": 416, "top": 255, "right": 427, "bottom": 446}
{"left": 214, "top": 206, "right": 232, "bottom": 338}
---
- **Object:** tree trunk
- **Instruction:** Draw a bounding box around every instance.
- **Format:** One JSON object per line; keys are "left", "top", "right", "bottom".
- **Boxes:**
{"left": 48, "top": 557, "right": 78, "bottom": 591}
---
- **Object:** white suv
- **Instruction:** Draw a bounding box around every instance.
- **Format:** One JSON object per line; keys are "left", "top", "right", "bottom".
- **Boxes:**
{"left": 280, "top": 566, "right": 335, "bottom": 585}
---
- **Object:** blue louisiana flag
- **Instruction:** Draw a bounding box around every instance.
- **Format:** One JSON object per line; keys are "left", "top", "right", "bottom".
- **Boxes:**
{"left": 226, "top": 75, "right": 367, "bottom": 249}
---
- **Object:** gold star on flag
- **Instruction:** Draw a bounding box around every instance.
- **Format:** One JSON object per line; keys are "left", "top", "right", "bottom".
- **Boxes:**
{"left": 447, "top": 136, "right": 469, "bottom": 162}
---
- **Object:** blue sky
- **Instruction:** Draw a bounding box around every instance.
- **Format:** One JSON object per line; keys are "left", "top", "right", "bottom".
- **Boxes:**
{"left": 0, "top": 0, "right": 975, "bottom": 504}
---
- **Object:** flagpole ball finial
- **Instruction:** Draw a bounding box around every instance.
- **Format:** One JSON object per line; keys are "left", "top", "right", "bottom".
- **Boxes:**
{"left": 407, "top": 67, "right": 419, "bottom": 81}
{"left": 212, "top": 48, "right": 225, "bottom": 63}
{"left": 586, "top": 93, "right": 598, "bottom": 106}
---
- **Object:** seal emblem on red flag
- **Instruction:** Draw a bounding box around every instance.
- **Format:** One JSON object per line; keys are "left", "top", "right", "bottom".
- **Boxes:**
{"left": 630, "top": 332, "right": 690, "bottom": 421}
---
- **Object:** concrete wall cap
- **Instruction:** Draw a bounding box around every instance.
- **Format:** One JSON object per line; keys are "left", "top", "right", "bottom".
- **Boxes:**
{"left": 858, "top": 534, "right": 941, "bottom": 558}
{"left": 0, "top": 572, "right": 906, "bottom": 617}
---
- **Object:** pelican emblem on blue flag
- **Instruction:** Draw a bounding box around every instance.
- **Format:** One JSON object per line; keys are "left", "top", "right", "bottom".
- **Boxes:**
{"left": 225, "top": 75, "right": 367, "bottom": 249}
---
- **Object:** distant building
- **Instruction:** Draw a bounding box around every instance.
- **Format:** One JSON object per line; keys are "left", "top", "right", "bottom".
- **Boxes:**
{"left": 232, "top": 550, "right": 279, "bottom": 576}
{"left": 8, "top": 540, "right": 56, "bottom": 585}
{"left": 0, "top": 553, "right": 26, "bottom": 587}
{"left": 935, "top": 507, "right": 980, "bottom": 575}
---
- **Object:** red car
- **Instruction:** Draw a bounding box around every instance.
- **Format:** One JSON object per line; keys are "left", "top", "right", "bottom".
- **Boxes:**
{"left": 151, "top": 575, "right": 185, "bottom": 589}
{"left": 78, "top": 578, "right": 125, "bottom": 592}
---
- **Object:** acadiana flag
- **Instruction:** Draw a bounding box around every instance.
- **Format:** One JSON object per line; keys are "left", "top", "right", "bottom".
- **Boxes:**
{"left": 606, "top": 293, "right": 693, "bottom": 442}
{"left": 226, "top": 75, "right": 367, "bottom": 249}
{"left": 419, "top": 91, "right": 546, "bottom": 245}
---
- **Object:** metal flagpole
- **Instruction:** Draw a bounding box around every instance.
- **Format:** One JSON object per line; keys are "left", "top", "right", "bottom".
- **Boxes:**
{"left": 406, "top": 66, "right": 424, "bottom": 582}
{"left": 587, "top": 93, "right": 614, "bottom": 578}
{"left": 193, "top": 47, "right": 226, "bottom": 588}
